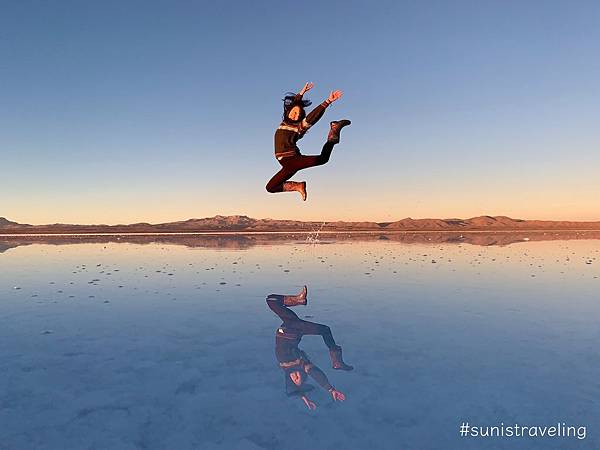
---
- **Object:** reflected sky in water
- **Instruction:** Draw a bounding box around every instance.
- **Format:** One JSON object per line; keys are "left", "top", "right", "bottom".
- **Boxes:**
{"left": 1, "top": 238, "right": 599, "bottom": 449}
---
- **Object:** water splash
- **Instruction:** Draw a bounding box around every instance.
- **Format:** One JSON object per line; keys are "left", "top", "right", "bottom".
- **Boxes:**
{"left": 305, "top": 222, "right": 326, "bottom": 245}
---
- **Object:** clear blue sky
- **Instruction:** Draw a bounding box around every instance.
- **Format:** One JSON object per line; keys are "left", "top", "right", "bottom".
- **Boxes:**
{"left": 2, "top": 0, "right": 599, "bottom": 224}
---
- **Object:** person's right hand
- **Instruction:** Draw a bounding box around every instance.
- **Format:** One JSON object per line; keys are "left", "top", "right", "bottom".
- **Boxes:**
{"left": 327, "top": 90, "right": 343, "bottom": 103}
{"left": 299, "top": 82, "right": 314, "bottom": 95}
{"left": 330, "top": 388, "right": 346, "bottom": 402}
{"left": 302, "top": 396, "right": 317, "bottom": 410}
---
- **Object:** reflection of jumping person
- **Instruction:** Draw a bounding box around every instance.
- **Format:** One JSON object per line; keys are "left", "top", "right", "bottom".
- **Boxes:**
{"left": 266, "top": 82, "right": 351, "bottom": 201}
{"left": 266, "top": 286, "right": 353, "bottom": 410}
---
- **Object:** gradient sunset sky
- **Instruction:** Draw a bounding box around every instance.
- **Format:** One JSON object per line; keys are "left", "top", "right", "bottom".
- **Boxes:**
{"left": 2, "top": 0, "right": 599, "bottom": 225}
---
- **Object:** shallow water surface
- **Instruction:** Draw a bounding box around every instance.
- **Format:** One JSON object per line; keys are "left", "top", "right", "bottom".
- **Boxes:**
{"left": 1, "top": 237, "right": 599, "bottom": 449}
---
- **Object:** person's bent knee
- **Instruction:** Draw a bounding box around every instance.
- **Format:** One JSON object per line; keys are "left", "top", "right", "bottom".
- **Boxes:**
{"left": 315, "top": 156, "right": 329, "bottom": 166}
{"left": 316, "top": 324, "right": 331, "bottom": 335}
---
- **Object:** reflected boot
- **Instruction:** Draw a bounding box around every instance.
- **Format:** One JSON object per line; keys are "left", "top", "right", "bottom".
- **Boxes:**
{"left": 283, "top": 285, "right": 308, "bottom": 307}
{"left": 330, "top": 345, "right": 354, "bottom": 371}
{"left": 282, "top": 181, "right": 307, "bottom": 201}
{"left": 327, "top": 120, "right": 351, "bottom": 144}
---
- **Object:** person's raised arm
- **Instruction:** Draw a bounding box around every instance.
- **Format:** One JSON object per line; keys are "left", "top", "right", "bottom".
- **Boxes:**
{"left": 305, "top": 364, "right": 332, "bottom": 391}
{"left": 303, "top": 89, "right": 344, "bottom": 127}
{"left": 292, "top": 82, "right": 314, "bottom": 103}
{"left": 305, "top": 363, "right": 347, "bottom": 402}
{"left": 301, "top": 395, "right": 317, "bottom": 410}
{"left": 298, "top": 82, "right": 314, "bottom": 97}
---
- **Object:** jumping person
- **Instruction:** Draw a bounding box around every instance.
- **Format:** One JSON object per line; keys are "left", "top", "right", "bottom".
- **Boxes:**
{"left": 266, "top": 82, "right": 351, "bottom": 201}
{"left": 266, "top": 286, "right": 353, "bottom": 410}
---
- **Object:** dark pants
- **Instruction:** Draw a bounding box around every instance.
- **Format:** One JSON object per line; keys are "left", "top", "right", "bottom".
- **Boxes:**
{"left": 267, "top": 294, "right": 337, "bottom": 350}
{"left": 265, "top": 141, "right": 336, "bottom": 193}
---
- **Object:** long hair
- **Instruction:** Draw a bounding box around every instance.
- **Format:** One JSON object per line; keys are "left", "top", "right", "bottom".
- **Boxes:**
{"left": 282, "top": 92, "right": 312, "bottom": 123}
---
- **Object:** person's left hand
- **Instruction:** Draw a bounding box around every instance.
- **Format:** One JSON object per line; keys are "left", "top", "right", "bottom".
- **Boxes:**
{"left": 327, "top": 90, "right": 343, "bottom": 103}
{"left": 330, "top": 388, "right": 346, "bottom": 402}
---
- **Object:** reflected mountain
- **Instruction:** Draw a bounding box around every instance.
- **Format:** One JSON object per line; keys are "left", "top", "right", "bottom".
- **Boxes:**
{"left": 266, "top": 286, "right": 353, "bottom": 410}
{"left": 2, "top": 230, "right": 600, "bottom": 252}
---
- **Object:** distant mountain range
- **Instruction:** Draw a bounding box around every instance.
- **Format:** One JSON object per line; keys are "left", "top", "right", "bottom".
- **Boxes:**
{"left": 2, "top": 215, "right": 600, "bottom": 234}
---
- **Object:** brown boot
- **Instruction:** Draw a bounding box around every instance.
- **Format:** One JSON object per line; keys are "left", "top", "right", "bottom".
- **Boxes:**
{"left": 329, "top": 345, "right": 354, "bottom": 371}
{"left": 327, "top": 120, "right": 351, "bottom": 144}
{"left": 282, "top": 181, "right": 307, "bottom": 201}
{"left": 283, "top": 285, "right": 308, "bottom": 307}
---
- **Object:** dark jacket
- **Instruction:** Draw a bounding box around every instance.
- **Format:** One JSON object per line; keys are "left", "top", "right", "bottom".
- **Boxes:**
{"left": 274, "top": 94, "right": 331, "bottom": 159}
